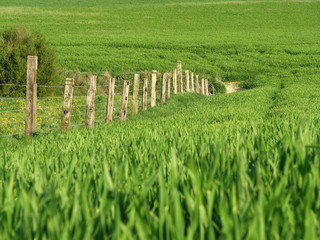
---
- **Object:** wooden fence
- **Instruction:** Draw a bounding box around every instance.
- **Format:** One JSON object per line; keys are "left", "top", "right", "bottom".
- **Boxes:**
{"left": 0, "top": 56, "right": 214, "bottom": 137}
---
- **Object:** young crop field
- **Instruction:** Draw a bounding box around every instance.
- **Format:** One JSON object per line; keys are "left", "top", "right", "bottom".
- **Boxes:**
{"left": 0, "top": 0, "right": 320, "bottom": 239}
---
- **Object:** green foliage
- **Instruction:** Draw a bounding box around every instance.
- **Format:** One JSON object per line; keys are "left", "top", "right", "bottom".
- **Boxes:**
{"left": 1, "top": 89, "right": 320, "bottom": 239}
{"left": 210, "top": 73, "right": 226, "bottom": 94}
{"left": 0, "top": 27, "right": 59, "bottom": 96}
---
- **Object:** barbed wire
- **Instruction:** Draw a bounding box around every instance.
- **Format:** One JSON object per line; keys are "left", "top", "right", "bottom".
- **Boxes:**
{"left": 1, "top": 70, "right": 200, "bottom": 138}
{"left": 38, "top": 115, "right": 61, "bottom": 121}
{"left": 38, "top": 106, "right": 62, "bottom": 110}
{"left": 73, "top": 96, "right": 87, "bottom": 98}
{"left": 0, "top": 97, "right": 25, "bottom": 100}
{"left": 0, "top": 109, "right": 25, "bottom": 113}
{"left": 94, "top": 102, "right": 106, "bottom": 105}
{"left": 38, "top": 96, "right": 64, "bottom": 99}
{"left": 0, "top": 84, "right": 26, "bottom": 87}
{"left": 38, "top": 85, "right": 65, "bottom": 88}
{"left": 73, "top": 104, "right": 87, "bottom": 108}
{"left": 0, "top": 132, "right": 25, "bottom": 137}
{"left": 0, "top": 121, "right": 25, "bottom": 126}
{"left": 71, "top": 113, "right": 86, "bottom": 117}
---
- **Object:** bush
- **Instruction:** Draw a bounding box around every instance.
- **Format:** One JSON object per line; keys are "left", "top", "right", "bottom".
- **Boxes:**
{"left": 209, "top": 73, "right": 226, "bottom": 94}
{"left": 0, "top": 27, "right": 59, "bottom": 97}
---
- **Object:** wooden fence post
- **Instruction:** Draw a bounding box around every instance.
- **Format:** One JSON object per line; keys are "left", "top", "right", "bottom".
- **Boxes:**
{"left": 106, "top": 77, "right": 115, "bottom": 123}
{"left": 191, "top": 72, "right": 195, "bottom": 92}
{"left": 61, "top": 78, "right": 74, "bottom": 130}
{"left": 201, "top": 78, "right": 205, "bottom": 95}
{"left": 132, "top": 74, "right": 140, "bottom": 116}
{"left": 121, "top": 80, "right": 130, "bottom": 121}
{"left": 177, "top": 61, "right": 183, "bottom": 93}
{"left": 86, "top": 75, "right": 97, "bottom": 129}
{"left": 173, "top": 69, "right": 177, "bottom": 94}
{"left": 161, "top": 73, "right": 167, "bottom": 104}
{"left": 185, "top": 70, "right": 190, "bottom": 92}
{"left": 151, "top": 70, "right": 157, "bottom": 107}
{"left": 167, "top": 73, "right": 171, "bottom": 99}
{"left": 142, "top": 77, "right": 148, "bottom": 110}
{"left": 196, "top": 75, "right": 200, "bottom": 93}
{"left": 25, "top": 56, "right": 38, "bottom": 136}
{"left": 205, "top": 79, "right": 209, "bottom": 96}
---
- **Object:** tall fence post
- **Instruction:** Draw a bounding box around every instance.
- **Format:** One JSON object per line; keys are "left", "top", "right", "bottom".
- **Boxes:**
{"left": 185, "top": 70, "right": 190, "bottom": 92}
{"left": 201, "top": 78, "right": 205, "bottom": 95}
{"left": 61, "top": 78, "right": 74, "bottom": 130}
{"left": 121, "top": 80, "right": 130, "bottom": 121}
{"left": 191, "top": 72, "right": 195, "bottom": 92}
{"left": 196, "top": 75, "right": 200, "bottom": 93}
{"left": 86, "top": 75, "right": 97, "bottom": 129}
{"left": 177, "top": 61, "right": 183, "bottom": 93}
{"left": 173, "top": 69, "right": 177, "bottom": 94}
{"left": 25, "top": 56, "right": 38, "bottom": 136}
{"left": 205, "top": 79, "right": 209, "bottom": 96}
{"left": 151, "top": 70, "right": 157, "bottom": 107}
{"left": 161, "top": 73, "right": 167, "bottom": 104}
{"left": 167, "top": 73, "right": 171, "bottom": 99}
{"left": 142, "top": 77, "right": 148, "bottom": 110}
{"left": 106, "top": 77, "right": 115, "bottom": 123}
{"left": 132, "top": 74, "right": 140, "bottom": 116}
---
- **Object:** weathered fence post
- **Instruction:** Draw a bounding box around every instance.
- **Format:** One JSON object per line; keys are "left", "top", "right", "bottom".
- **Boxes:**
{"left": 132, "top": 74, "right": 140, "bottom": 116}
{"left": 106, "top": 77, "right": 115, "bottom": 123}
{"left": 196, "top": 75, "right": 200, "bottom": 93}
{"left": 25, "top": 56, "right": 38, "bottom": 136}
{"left": 185, "top": 70, "right": 190, "bottom": 92}
{"left": 121, "top": 80, "right": 130, "bottom": 121}
{"left": 177, "top": 61, "right": 183, "bottom": 93}
{"left": 191, "top": 72, "right": 195, "bottom": 92}
{"left": 167, "top": 73, "right": 171, "bottom": 99}
{"left": 161, "top": 73, "right": 167, "bottom": 104}
{"left": 86, "top": 75, "right": 97, "bottom": 129}
{"left": 151, "top": 70, "right": 157, "bottom": 107}
{"left": 173, "top": 69, "right": 177, "bottom": 94}
{"left": 201, "top": 78, "right": 205, "bottom": 95}
{"left": 61, "top": 78, "right": 74, "bottom": 130}
{"left": 142, "top": 77, "right": 148, "bottom": 110}
{"left": 205, "top": 79, "right": 209, "bottom": 96}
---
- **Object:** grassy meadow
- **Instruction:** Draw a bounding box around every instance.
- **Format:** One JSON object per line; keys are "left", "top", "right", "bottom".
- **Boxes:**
{"left": 0, "top": 0, "right": 320, "bottom": 239}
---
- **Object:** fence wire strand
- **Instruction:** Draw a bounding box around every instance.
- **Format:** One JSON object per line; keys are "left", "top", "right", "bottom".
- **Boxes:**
{"left": 0, "top": 109, "right": 25, "bottom": 113}
{"left": 0, "top": 97, "right": 25, "bottom": 100}
{"left": 0, "top": 121, "right": 25, "bottom": 126}
{"left": 38, "top": 96, "right": 64, "bottom": 99}
{"left": 38, "top": 106, "right": 62, "bottom": 110}
{"left": 0, "top": 84, "right": 26, "bottom": 87}
{"left": 1, "top": 132, "right": 25, "bottom": 137}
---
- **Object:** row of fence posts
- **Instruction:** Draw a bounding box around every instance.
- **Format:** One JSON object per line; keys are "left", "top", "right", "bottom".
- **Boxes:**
{"left": 25, "top": 56, "right": 212, "bottom": 136}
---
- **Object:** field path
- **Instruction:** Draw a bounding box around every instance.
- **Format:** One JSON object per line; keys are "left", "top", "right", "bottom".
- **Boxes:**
{"left": 225, "top": 82, "right": 244, "bottom": 94}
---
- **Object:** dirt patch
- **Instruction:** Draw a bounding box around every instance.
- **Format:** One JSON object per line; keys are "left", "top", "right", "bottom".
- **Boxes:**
{"left": 225, "top": 82, "right": 244, "bottom": 94}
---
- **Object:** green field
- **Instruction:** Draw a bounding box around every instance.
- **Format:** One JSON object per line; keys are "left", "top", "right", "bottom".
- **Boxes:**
{"left": 1, "top": 0, "right": 319, "bottom": 79}
{"left": 1, "top": 0, "right": 320, "bottom": 239}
